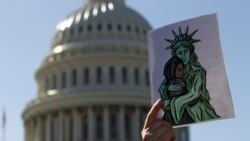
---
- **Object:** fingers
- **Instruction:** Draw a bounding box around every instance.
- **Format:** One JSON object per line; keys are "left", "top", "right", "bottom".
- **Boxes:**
{"left": 148, "top": 119, "right": 172, "bottom": 133}
{"left": 142, "top": 119, "right": 175, "bottom": 141}
{"left": 158, "top": 127, "right": 176, "bottom": 141}
{"left": 142, "top": 100, "right": 176, "bottom": 141}
{"left": 144, "top": 99, "right": 163, "bottom": 128}
{"left": 152, "top": 124, "right": 173, "bottom": 140}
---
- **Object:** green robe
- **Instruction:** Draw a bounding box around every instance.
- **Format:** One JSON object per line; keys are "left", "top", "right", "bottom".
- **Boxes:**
{"left": 159, "top": 65, "right": 220, "bottom": 125}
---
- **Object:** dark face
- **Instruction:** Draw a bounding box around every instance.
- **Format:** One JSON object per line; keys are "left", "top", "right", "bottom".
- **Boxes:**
{"left": 175, "top": 63, "right": 184, "bottom": 78}
{"left": 175, "top": 46, "right": 190, "bottom": 65}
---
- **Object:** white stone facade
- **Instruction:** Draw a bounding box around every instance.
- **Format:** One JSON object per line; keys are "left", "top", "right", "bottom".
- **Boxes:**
{"left": 22, "top": 0, "right": 189, "bottom": 141}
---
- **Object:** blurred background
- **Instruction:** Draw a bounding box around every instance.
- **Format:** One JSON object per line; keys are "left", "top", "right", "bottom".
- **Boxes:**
{"left": 0, "top": 0, "right": 249, "bottom": 141}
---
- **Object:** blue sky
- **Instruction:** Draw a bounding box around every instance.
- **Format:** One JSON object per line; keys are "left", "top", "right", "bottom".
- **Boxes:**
{"left": 0, "top": 0, "right": 249, "bottom": 141}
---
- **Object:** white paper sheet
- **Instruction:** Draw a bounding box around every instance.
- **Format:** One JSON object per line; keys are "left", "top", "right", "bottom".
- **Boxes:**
{"left": 147, "top": 14, "right": 234, "bottom": 127}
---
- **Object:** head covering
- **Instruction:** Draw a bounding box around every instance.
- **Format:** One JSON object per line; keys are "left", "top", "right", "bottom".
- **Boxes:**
{"left": 165, "top": 26, "right": 200, "bottom": 50}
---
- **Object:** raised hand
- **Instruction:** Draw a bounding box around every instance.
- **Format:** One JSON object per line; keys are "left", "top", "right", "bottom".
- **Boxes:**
{"left": 141, "top": 99, "right": 176, "bottom": 141}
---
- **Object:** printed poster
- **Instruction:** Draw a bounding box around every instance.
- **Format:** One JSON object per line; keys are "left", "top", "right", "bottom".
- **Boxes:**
{"left": 147, "top": 14, "right": 235, "bottom": 127}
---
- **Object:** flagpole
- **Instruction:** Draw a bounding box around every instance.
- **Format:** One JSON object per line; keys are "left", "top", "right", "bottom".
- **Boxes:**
{"left": 2, "top": 106, "right": 5, "bottom": 141}
{"left": 2, "top": 126, "right": 4, "bottom": 141}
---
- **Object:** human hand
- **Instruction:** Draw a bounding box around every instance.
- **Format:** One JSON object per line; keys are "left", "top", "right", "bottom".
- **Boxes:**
{"left": 141, "top": 99, "right": 175, "bottom": 141}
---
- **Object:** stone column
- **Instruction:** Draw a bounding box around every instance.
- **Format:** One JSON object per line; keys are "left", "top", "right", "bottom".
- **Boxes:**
{"left": 24, "top": 121, "right": 27, "bottom": 141}
{"left": 30, "top": 120, "right": 34, "bottom": 141}
{"left": 104, "top": 106, "right": 110, "bottom": 141}
{"left": 54, "top": 117, "right": 59, "bottom": 141}
{"left": 30, "top": 119, "right": 35, "bottom": 141}
{"left": 46, "top": 113, "right": 51, "bottom": 141}
{"left": 36, "top": 117, "right": 42, "bottom": 141}
{"left": 59, "top": 110, "right": 64, "bottom": 141}
{"left": 26, "top": 120, "right": 30, "bottom": 141}
{"left": 180, "top": 127, "right": 189, "bottom": 141}
{"left": 88, "top": 106, "right": 94, "bottom": 141}
{"left": 73, "top": 108, "right": 81, "bottom": 141}
{"left": 132, "top": 106, "right": 140, "bottom": 141}
{"left": 65, "top": 115, "right": 70, "bottom": 141}
{"left": 119, "top": 106, "right": 125, "bottom": 141}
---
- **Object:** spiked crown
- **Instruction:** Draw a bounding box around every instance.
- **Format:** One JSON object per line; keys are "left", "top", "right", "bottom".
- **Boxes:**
{"left": 165, "top": 26, "right": 201, "bottom": 50}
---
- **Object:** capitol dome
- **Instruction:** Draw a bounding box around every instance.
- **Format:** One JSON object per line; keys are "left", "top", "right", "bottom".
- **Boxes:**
{"left": 51, "top": 0, "right": 151, "bottom": 54}
{"left": 22, "top": 0, "right": 189, "bottom": 141}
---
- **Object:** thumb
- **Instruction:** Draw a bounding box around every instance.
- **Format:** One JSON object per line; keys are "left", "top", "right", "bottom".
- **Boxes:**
{"left": 144, "top": 99, "right": 163, "bottom": 128}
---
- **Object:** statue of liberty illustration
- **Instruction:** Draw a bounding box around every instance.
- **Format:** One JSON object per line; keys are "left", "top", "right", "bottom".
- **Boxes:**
{"left": 158, "top": 26, "right": 220, "bottom": 125}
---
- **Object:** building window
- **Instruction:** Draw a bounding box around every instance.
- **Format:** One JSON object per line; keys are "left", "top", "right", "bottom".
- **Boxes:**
{"left": 78, "top": 26, "right": 83, "bottom": 33}
{"left": 107, "top": 23, "right": 112, "bottom": 31}
{"left": 125, "top": 114, "right": 131, "bottom": 139}
{"left": 96, "top": 67, "right": 102, "bottom": 84}
{"left": 122, "top": 67, "right": 127, "bottom": 84}
{"left": 45, "top": 77, "right": 50, "bottom": 91}
{"left": 143, "top": 29, "right": 147, "bottom": 35}
{"left": 126, "top": 25, "right": 131, "bottom": 32}
{"left": 134, "top": 68, "right": 140, "bottom": 85}
{"left": 117, "top": 24, "right": 122, "bottom": 31}
{"left": 84, "top": 68, "right": 89, "bottom": 85}
{"left": 109, "top": 67, "right": 115, "bottom": 84}
{"left": 82, "top": 115, "right": 88, "bottom": 140}
{"left": 87, "top": 25, "right": 92, "bottom": 32}
{"left": 70, "top": 28, "right": 74, "bottom": 35}
{"left": 110, "top": 114, "right": 117, "bottom": 139}
{"left": 72, "top": 69, "right": 77, "bottom": 86}
{"left": 52, "top": 74, "right": 57, "bottom": 89}
{"left": 61, "top": 71, "right": 66, "bottom": 88}
{"left": 96, "top": 114, "right": 103, "bottom": 139}
{"left": 145, "top": 70, "right": 149, "bottom": 86}
{"left": 97, "top": 24, "right": 102, "bottom": 31}
{"left": 135, "top": 27, "right": 140, "bottom": 34}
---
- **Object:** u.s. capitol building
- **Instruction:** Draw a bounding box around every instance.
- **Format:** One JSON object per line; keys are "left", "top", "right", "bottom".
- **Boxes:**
{"left": 22, "top": 0, "right": 189, "bottom": 141}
